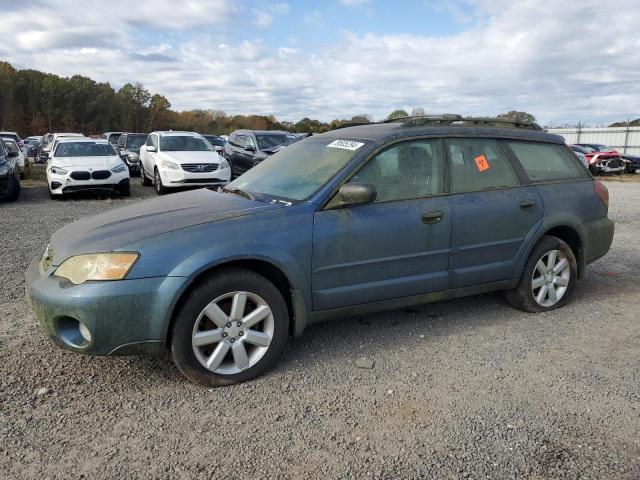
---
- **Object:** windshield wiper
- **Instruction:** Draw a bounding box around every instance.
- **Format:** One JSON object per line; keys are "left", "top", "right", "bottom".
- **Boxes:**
{"left": 222, "top": 186, "right": 255, "bottom": 201}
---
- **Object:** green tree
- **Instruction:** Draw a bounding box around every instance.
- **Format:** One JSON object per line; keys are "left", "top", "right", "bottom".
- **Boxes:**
{"left": 497, "top": 111, "right": 536, "bottom": 123}
{"left": 387, "top": 109, "right": 408, "bottom": 120}
{"left": 148, "top": 94, "right": 172, "bottom": 131}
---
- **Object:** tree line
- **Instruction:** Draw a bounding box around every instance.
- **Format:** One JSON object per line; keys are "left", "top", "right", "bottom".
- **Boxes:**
{"left": 1, "top": 61, "right": 548, "bottom": 137}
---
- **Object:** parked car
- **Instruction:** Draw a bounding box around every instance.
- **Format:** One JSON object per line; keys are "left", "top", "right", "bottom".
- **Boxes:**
{"left": 39, "top": 133, "right": 84, "bottom": 163}
{"left": 620, "top": 153, "right": 640, "bottom": 173}
{"left": 202, "top": 134, "right": 227, "bottom": 155}
{"left": 101, "top": 132, "right": 124, "bottom": 146}
{"left": 223, "top": 129, "right": 298, "bottom": 177}
{"left": 0, "top": 138, "right": 20, "bottom": 201}
{"left": 116, "top": 133, "right": 148, "bottom": 175}
{"left": 0, "top": 131, "right": 26, "bottom": 155}
{"left": 573, "top": 144, "right": 626, "bottom": 175}
{"left": 25, "top": 136, "right": 42, "bottom": 156}
{"left": 2, "top": 137, "right": 26, "bottom": 177}
{"left": 568, "top": 144, "right": 589, "bottom": 168}
{"left": 139, "top": 131, "right": 231, "bottom": 195}
{"left": 26, "top": 116, "right": 614, "bottom": 386}
{"left": 46, "top": 137, "right": 130, "bottom": 198}
{"left": 35, "top": 134, "right": 53, "bottom": 163}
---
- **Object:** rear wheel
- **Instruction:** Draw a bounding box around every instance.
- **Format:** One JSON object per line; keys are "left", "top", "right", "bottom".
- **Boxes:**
{"left": 170, "top": 268, "right": 289, "bottom": 386}
{"left": 505, "top": 235, "right": 577, "bottom": 313}
{"left": 6, "top": 175, "right": 20, "bottom": 202}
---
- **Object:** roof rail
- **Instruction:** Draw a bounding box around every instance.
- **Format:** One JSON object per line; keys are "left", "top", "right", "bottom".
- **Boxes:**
{"left": 330, "top": 122, "right": 374, "bottom": 130}
{"left": 384, "top": 114, "right": 543, "bottom": 131}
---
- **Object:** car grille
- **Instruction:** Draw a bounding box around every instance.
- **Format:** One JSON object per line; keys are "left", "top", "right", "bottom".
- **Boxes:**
{"left": 181, "top": 178, "right": 225, "bottom": 184}
{"left": 91, "top": 170, "right": 111, "bottom": 180}
{"left": 70, "top": 171, "right": 90, "bottom": 180}
{"left": 182, "top": 163, "right": 218, "bottom": 173}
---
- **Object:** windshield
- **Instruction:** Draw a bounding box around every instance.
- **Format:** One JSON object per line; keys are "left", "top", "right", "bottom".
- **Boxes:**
{"left": 127, "top": 135, "right": 147, "bottom": 149}
{"left": 255, "top": 134, "right": 293, "bottom": 150}
{"left": 205, "top": 136, "right": 226, "bottom": 147}
{"left": 54, "top": 142, "right": 116, "bottom": 157}
{"left": 108, "top": 134, "right": 122, "bottom": 144}
{"left": 160, "top": 136, "right": 213, "bottom": 152}
{"left": 228, "top": 137, "right": 367, "bottom": 201}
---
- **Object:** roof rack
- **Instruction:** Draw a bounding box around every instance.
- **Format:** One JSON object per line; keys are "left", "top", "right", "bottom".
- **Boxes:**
{"left": 384, "top": 114, "right": 543, "bottom": 131}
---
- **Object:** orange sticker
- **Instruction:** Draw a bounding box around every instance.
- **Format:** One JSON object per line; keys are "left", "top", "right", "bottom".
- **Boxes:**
{"left": 474, "top": 154, "right": 490, "bottom": 172}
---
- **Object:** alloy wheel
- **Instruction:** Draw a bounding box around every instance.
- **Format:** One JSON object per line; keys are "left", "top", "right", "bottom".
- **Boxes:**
{"left": 191, "top": 291, "right": 274, "bottom": 375}
{"left": 531, "top": 249, "right": 571, "bottom": 307}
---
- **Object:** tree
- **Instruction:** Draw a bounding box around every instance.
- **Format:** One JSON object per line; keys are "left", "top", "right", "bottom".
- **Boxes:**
{"left": 411, "top": 107, "right": 426, "bottom": 116}
{"left": 148, "top": 94, "right": 172, "bottom": 131}
{"left": 387, "top": 109, "right": 409, "bottom": 120}
{"left": 497, "top": 111, "right": 536, "bottom": 123}
{"left": 117, "top": 83, "right": 151, "bottom": 131}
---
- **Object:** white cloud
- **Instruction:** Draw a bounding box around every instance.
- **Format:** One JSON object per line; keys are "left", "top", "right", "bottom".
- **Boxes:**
{"left": 1, "top": 0, "right": 639, "bottom": 125}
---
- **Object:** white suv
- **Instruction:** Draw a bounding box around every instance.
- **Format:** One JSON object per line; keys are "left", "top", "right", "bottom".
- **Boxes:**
{"left": 47, "top": 138, "right": 130, "bottom": 199}
{"left": 139, "top": 131, "right": 231, "bottom": 195}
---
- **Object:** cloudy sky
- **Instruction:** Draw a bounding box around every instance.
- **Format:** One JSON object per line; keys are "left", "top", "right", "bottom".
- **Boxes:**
{"left": 1, "top": 0, "right": 639, "bottom": 125}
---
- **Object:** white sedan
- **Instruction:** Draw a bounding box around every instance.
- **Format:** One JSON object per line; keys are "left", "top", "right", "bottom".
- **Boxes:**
{"left": 139, "top": 131, "right": 231, "bottom": 195}
{"left": 47, "top": 138, "right": 130, "bottom": 199}
{"left": 2, "top": 137, "right": 26, "bottom": 176}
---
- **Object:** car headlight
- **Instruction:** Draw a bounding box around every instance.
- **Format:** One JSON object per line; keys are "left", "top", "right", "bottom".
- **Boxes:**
{"left": 111, "top": 164, "right": 127, "bottom": 173}
{"left": 54, "top": 252, "right": 139, "bottom": 284}
{"left": 160, "top": 159, "right": 180, "bottom": 170}
{"left": 219, "top": 159, "right": 229, "bottom": 169}
{"left": 129, "top": 152, "right": 139, "bottom": 160}
{"left": 50, "top": 166, "right": 68, "bottom": 175}
{"left": 0, "top": 162, "right": 9, "bottom": 175}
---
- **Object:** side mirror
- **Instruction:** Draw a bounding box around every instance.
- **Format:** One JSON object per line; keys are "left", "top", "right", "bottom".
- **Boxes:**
{"left": 244, "top": 144, "right": 256, "bottom": 152}
{"left": 330, "top": 183, "right": 377, "bottom": 208}
{"left": 7, "top": 150, "right": 19, "bottom": 158}
{"left": 145, "top": 145, "right": 157, "bottom": 152}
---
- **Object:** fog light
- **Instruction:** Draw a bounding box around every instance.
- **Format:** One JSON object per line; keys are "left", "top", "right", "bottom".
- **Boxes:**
{"left": 78, "top": 322, "right": 92, "bottom": 342}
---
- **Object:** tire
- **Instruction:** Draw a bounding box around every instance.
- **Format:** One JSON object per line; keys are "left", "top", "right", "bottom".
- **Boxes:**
{"left": 6, "top": 175, "right": 20, "bottom": 202}
{"left": 505, "top": 235, "right": 577, "bottom": 313}
{"left": 119, "top": 183, "right": 131, "bottom": 197}
{"left": 154, "top": 168, "right": 168, "bottom": 195}
{"left": 140, "top": 164, "right": 152, "bottom": 186}
{"left": 170, "top": 268, "right": 289, "bottom": 386}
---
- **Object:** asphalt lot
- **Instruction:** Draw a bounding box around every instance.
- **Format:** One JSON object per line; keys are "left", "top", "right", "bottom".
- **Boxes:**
{"left": 1, "top": 181, "right": 639, "bottom": 479}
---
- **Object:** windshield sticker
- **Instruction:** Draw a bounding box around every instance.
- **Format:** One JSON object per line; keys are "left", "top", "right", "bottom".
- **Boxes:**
{"left": 327, "top": 139, "right": 365, "bottom": 151}
{"left": 474, "top": 154, "right": 490, "bottom": 172}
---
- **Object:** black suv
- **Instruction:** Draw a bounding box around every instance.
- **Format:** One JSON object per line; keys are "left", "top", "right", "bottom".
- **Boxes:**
{"left": 116, "top": 133, "right": 148, "bottom": 175}
{"left": 0, "top": 139, "right": 21, "bottom": 201}
{"left": 223, "top": 129, "right": 298, "bottom": 177}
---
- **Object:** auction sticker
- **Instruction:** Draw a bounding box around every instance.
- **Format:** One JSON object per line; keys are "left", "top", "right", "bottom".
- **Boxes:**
{"left": 327, "top": 139, "right": 365, "bottom": 151}
{"left": 474, "top": 154, "right": 490, "bottom": 172}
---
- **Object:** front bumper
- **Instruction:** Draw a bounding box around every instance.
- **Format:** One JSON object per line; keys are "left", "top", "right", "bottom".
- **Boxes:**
{"left": 48, "top": 168, "right": 130, "bottom": 195}
{"left": 26, "top": 255, "right": 188, "bottom": 356}
{"left": 159, "top": 166, "right": 231, "bottom": 187}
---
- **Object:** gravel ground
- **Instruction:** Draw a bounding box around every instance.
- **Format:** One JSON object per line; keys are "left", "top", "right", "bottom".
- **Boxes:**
{"left": 1, "top": 181, "right": 639, "bottom": 479}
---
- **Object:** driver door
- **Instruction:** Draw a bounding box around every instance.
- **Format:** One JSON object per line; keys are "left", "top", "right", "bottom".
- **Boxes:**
{"left": 312, "top": 139, "right": 452, "bottom": 310}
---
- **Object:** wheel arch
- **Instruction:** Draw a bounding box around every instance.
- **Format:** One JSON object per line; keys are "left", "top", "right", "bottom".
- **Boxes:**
{"left": 525, "top": 224, "right": 585, "bottom": 279}
{"left": 165, "top": 258, "right": 305, "bottom": 348}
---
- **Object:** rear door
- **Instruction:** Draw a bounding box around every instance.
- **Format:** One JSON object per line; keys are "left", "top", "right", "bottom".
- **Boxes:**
{"left": 312, "top": 138, "right": 452, "bottom": 310}
{"left": 445, "top": 137, "right": 543, "bottom": 288}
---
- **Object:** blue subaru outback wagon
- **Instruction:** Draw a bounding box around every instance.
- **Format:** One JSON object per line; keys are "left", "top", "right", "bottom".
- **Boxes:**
{"left": 26, "top": 116, "right": 614, "bottom": 386}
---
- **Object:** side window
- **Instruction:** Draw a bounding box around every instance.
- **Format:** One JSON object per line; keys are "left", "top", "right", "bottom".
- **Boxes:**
{"left": 236, "top": 135, "right": 246, "bottom": 147}
{"left": 229, "top": 133, "right": 237, "bottom": 145}
{"left": 118, "top": 136, "right": 126, "bottom": 148}
{"left": 151, "top": 135, "right": 159, "bottom": 149}
{"left": 145, "top": 135, "right": 153, "bottom": 147}
{"left": 349, "top": 139, "right": 444, "bottom": 202}
{"left": 446, "top": 138, "right": 519, "bottom": 193}
{"left": 245, "top": 135, "right": 256, "bottom": 149}
{"left": 507, "top": 141, "right": 589, "bottom": 182}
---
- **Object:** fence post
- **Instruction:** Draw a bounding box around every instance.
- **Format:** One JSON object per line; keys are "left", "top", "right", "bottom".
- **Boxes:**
{"left": 576, "top": 122, "right": 582, "bottom": 144}
{"left": 624, "top": 119, "right": 630, "bottom": 153}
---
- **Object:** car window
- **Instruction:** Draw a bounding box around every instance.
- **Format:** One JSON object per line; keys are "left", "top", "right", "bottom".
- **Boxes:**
{"left": 55, "top": 142, "right": 116, "bottom": 157}
{"left": 349, "top": 139, "right": 444, "bottom": 202}
{"left": 255, "top": 134, "right": 290, "bottom": 150}
{"left": 235, "top": 135, "right": 246, "bottom": 147}
{"left": 151, "top": 135, "right": 159, "bottom": 149}
{"left": 160, "top": 136, "right": 213, "bottom": 152}
{"left": 245, "top": 136, "right": 256, "bottom": 149}
{"left": 3, "top": 140, "right": 19, "bottom": 153}
{"left": 446, "top": 138, "right": 519, "bottom": 193}
{"left": 507, "top": 141, "right": 590, "bottom": 182}
{"left": 118, "top": 136, "right": 126, "bottom": 147}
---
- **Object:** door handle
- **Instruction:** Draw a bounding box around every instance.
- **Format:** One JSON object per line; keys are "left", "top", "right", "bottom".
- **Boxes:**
{"left": 520, "top": 200, "right": 536, "bottom": 210}
{"left": 422, "top": 210, "right": 444, "bottom": 224}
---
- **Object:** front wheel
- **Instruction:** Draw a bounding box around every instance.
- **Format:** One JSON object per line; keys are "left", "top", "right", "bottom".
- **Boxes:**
{"left": 154, "top": 168, "right": 168, "bottom": 195}
{"left": 140, "top": 164, "right": 152, "bottom": 186}
{"left": 170, "top": 268, "right": 289, "bottom": 386}
{"left": 505, "top": 235, "right": 577, "bottom": 313}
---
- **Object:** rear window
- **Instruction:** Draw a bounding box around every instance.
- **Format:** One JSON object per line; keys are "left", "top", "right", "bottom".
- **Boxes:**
{"left": 507, "top": 142, "right": 589, "bottom": 182}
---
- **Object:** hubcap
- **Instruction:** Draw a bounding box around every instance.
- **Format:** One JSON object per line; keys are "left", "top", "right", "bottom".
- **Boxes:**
{"left": 191, "top": 291, "right": 274, "bottom": 375}
{"left": 531, "top": 249, "right": 571, "bottom": 307}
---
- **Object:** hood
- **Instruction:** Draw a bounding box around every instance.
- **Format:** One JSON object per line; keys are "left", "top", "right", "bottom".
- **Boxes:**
{"left": 49, "top": 189, "right": 281, "bottom": 265}
{"left": 53, "top": 155, "right": 121, "bottom": 168}
{"left": 262, "top": 145, "right": 286, "bottom": 155}
{"left": 158, "top": 150, "right": 222, "bottom": 164}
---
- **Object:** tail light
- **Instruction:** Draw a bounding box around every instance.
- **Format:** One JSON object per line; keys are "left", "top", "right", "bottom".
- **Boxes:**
{"left": 594, "top": 180, "right": 609, "bottom": 208}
